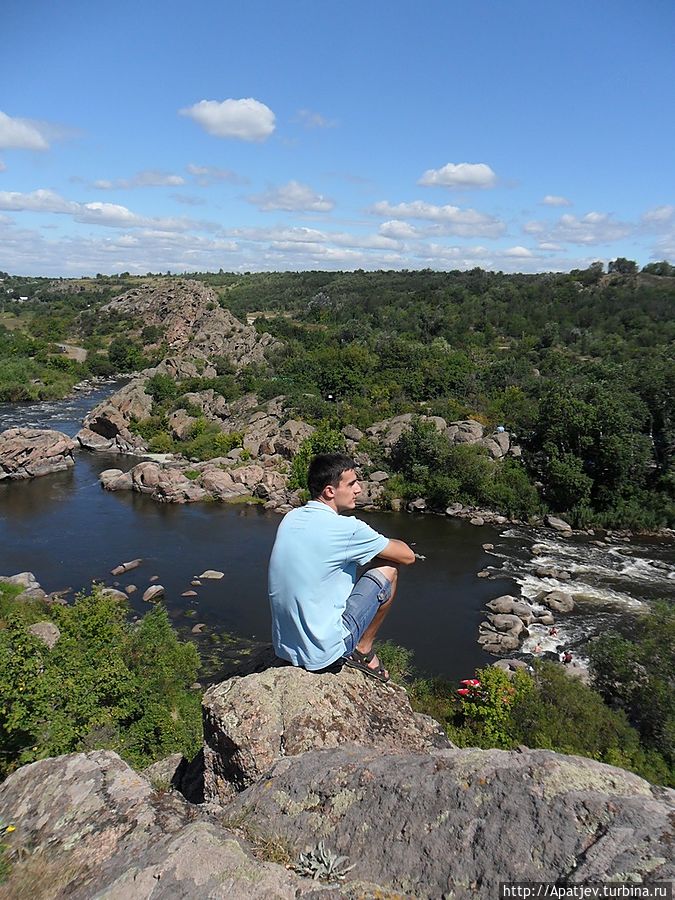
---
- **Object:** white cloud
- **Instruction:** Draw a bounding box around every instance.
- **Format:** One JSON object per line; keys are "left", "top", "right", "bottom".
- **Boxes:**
{"left": 179, "top": 98, "right": 275, "bottom": 141}
{"left": 186, "top": 163, "right": 245, "bottom": 186}
{"left": 295, "top": 109, "right": 336, "bottom": 129}
{"left": 369, "top": 200, "right": 505, "bottom": 237}
{"left": 504, "top": 246, "right": 534, "bottom": 258}
{"left": 0, "top": 111, "right": 50, "bottom": 150}
{"left": 92, "top": 170, "right": 186, "bottom": 190}
{"left": 379, "top": 220, "right": 419, "bottom": 239}
{"left": 0, "top": 212, "right": 605, "bottom": 277}
{"left": 542, "top": 195, "right": 572, "bottom": 207}
{"left": 523, "top": 212, "right": 632, "bottom": 245}
{"left": 0, "top": 189, "right": 74, "bottom": 214}
{"left": 0, "top": 188, "right": 210, "bottom": 232}
{"left": 641, "top": 205, "right": 674, "bottom": 226}
{"left": 248, "top": 180, "right": 334, "bottom": 212}
{"left": 418, "top": 162, "right": 497, "bottom": 189}
{"left": 0, "top": 160, "right": 6, "bottom": 172}
{"left": 171, "top": 193, "right": 207, "bottom": 206}
{"left": 75, "top": 202, "right": 148, "bottom": 227}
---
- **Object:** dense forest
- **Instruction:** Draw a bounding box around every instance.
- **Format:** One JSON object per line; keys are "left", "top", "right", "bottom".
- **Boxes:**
{"left": 0, "top": 263, "right": 673, "bottom": 529}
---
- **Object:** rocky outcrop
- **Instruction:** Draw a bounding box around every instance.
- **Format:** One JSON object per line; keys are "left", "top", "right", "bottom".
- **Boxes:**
{"left": 77, "top": 280, "right": 279, "bottom": 454}
{"left": 478, "top": 578, "right": 580, "bottom": 657}
{"left": 0, "top": 751, "right": 325, "bottom": 899}
{"left": 27, "top": 621, "right": 61, "bottom": 648}
{"left": 198, "top": 664, "right": 451, "bottom": 804}
{"left": 78, "top": 379, "right": 152, "bottom": 453}
{"left": 100, "top": 458, "right": 294, "bottom": 506}
{"left": 226, "top": 745, "right": 675, "bottom": 896}
{"left": 1, "top": 666, "right": 673, "bottom": 898}
{"left": 486, "top": 594, "right": 535, "bottom": 625}
{"left": 0, "top": 427, "right": 77, "bottom": 480}
{"left": 101, "top": 279, "right": 278, "bottom": 368}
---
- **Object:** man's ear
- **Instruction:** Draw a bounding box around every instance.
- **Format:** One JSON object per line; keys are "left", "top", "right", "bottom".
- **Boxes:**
{"left": 322, "top": 484, "right": 336, "bottom": 500}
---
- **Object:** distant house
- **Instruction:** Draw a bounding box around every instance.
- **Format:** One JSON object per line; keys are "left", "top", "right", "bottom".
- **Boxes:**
{"left": 18, "top": 296, "right": 29, "bottom": 303}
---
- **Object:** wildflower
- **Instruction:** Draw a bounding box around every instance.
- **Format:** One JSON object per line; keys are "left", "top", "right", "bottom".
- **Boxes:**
{"left": 457, "top": 688, "right": 470, "bottom": 696}
{"left": 460, "top": 678, "right": 481, "bottom": 688}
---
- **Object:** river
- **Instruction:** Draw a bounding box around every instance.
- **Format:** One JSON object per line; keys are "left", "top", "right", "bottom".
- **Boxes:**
{"left": 1, "top": 382, "right": 673, "bottom": 683}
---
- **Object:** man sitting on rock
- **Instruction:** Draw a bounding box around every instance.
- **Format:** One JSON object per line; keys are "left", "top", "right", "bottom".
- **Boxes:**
{"left": 268, "top": 453, "right": 415, "bottom": 682}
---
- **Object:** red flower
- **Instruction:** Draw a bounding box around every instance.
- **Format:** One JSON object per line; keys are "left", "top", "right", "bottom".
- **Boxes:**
{"left": 457, "top": 688, "right": 470, "bottom": 696}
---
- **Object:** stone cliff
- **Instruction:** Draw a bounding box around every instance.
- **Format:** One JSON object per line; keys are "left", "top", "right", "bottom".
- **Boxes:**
{"left": 0, "top": 663, "right": 672, "bottom": 898}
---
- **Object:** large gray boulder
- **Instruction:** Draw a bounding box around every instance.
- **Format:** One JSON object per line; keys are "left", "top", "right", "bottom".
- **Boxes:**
{"left": 539, "top": 590, "right": 575, "bottom": 614}
{"left": 0, "top": 427, "right": 77, "bottom": 480}
{"left": 227, "top": 745, "right": 675, "bottom": 897}
{"left": 0, "top": 751, "right": 334, "bottom": 899}
{"left": 486, "top": 595, "right": 535, "bottom": 625}
{"left": 200, "top": 665, "right": 451, "bottom": 804}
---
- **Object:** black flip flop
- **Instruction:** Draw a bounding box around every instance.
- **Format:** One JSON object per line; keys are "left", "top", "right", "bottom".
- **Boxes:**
{"left": 342, "top": 648, "right": 390, "bottom": 683}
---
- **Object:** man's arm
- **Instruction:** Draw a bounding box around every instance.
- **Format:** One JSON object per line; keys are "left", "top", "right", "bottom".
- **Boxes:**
{"left": 377, "top": 538, "right": 416, "bottom": 565}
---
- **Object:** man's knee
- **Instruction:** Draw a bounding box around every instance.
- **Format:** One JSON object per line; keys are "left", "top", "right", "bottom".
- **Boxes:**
{"left": 372, "top": 563, "right": 398, "bottom": 587}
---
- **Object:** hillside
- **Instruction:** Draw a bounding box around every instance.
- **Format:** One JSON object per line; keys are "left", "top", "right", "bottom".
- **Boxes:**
{"left": 1, "top": 267, "right": 673, "bottom": 529}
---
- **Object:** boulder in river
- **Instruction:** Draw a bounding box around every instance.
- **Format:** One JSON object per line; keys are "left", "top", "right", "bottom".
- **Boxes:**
{"left": 0, "top": 427, "right": 77, "bottom": 480}
{"left": 100, "top": 469, "right": 133, "bottom": 491}
{"left": 143, "top": 585, "right": 165, "bottom": 603}
{"left": 545, "top": 514, "right": 573, "bottom": 533}
{"left": 110, "top": 558, "right": 143, "bottom": 576}
{"left": 539, "top": 590, "right": 575, "bottom": 614}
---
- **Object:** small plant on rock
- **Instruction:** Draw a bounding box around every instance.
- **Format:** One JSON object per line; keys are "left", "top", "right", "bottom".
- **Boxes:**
{"left": 294, "top": 841, "right": 355, "bottom": 882}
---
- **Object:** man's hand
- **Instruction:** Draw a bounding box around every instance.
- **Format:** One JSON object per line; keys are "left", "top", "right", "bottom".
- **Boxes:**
{"left": 378, "top": 539, "right": 416, "bottom": 565}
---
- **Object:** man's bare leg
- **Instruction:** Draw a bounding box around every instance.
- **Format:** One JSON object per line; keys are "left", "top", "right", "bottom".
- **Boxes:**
{"left": 353, "top": 560, "right": 399, "bottom": 675}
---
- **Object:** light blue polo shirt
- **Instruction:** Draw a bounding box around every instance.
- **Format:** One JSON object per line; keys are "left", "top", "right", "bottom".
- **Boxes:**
{"left": 268, "top": 501, "right": 389, "bottom": 671}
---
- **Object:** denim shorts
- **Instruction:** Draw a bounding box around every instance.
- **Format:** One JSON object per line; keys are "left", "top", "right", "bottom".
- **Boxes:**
{"left": 341, "top": 569, "right": 393, "bottom": 655}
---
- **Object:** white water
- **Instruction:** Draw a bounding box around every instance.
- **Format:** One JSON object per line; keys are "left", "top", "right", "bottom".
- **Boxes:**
{"left": 482, "top": 526, "right": 675, "bottom": 669}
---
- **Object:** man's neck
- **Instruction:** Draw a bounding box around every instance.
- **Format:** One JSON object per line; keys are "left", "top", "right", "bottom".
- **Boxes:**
{"left": 315, "top": 496, "right": 340, "bottom": 514}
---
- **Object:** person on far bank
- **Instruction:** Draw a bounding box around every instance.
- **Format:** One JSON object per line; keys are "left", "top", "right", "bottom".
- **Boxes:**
{"left": 268, "top": 453, "right": 415, "bottom": 682}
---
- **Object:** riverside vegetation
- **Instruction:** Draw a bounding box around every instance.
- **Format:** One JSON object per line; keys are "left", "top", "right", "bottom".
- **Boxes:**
{"left": 377, "top": 601, "right": 674, "bottom": 787}
{"left": 2, "top": 263, "right": 673, "bottom": 529}
{"left": 0, "top": 581, "right": 672, "bottom": 789}
{"left": 0, "top": 582, "right": 202, "bottom": 780}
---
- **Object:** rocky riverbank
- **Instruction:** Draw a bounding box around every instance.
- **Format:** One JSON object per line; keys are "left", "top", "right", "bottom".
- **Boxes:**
{"left": 0, "top": 657, "right": 672, "bottom": 897}
{"left": 0, "top": 427, "right": 76, "bottom": 480}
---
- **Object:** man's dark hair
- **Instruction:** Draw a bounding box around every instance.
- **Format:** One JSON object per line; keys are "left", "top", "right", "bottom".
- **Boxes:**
{"left": 307, "top": 453, "right": 356, "bottom": 500}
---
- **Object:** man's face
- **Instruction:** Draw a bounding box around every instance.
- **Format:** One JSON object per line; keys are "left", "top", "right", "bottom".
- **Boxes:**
{"left": 332, "top": 468, "right": 362, "bottom": 512}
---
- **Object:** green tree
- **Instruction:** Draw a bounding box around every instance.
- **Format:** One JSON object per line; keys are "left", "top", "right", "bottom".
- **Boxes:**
{"left": 608, "top": 258, "right": 638, "bottom": 275}
{"left": 589, "top": 603, "right": 674, "bottom": 769}
{"left": 288, "top": 423, "right": 346, "bottom": 491}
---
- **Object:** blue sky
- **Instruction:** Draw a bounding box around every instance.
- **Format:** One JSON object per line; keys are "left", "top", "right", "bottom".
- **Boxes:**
{"left": 1, "top": 0, "right": 674, "bottom": 276}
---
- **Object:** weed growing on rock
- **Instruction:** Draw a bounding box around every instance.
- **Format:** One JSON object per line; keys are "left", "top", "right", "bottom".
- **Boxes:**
{"left": 293, "top": 841, "right": 355, "bottom": 882}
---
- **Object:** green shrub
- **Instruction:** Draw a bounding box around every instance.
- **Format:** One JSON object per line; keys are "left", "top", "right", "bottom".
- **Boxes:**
{"left": 86, "top": 353, "right": 116, "bottom": 377}
{"left": 145, "top": 373, "right": 179, "bottom": 404}
{"left": 377, "top": 640, "right": 673, "bottom": 787}
{"left": 0, "top": 587, "right": 201, "bottom": 777}
{"left": 589, "top": 603, "right": 674, "bottom": 770}
{"left": 182, "top": 427, "right": 242, "bottom": 461}
{"left": 130, "top": 415, "right": 169, "bottom": 441}
{"left": 288, "top": 423, "right": 346, "bottom": 490}
{"left": 148, "top": 432, "right": 175, "bottom": 453}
